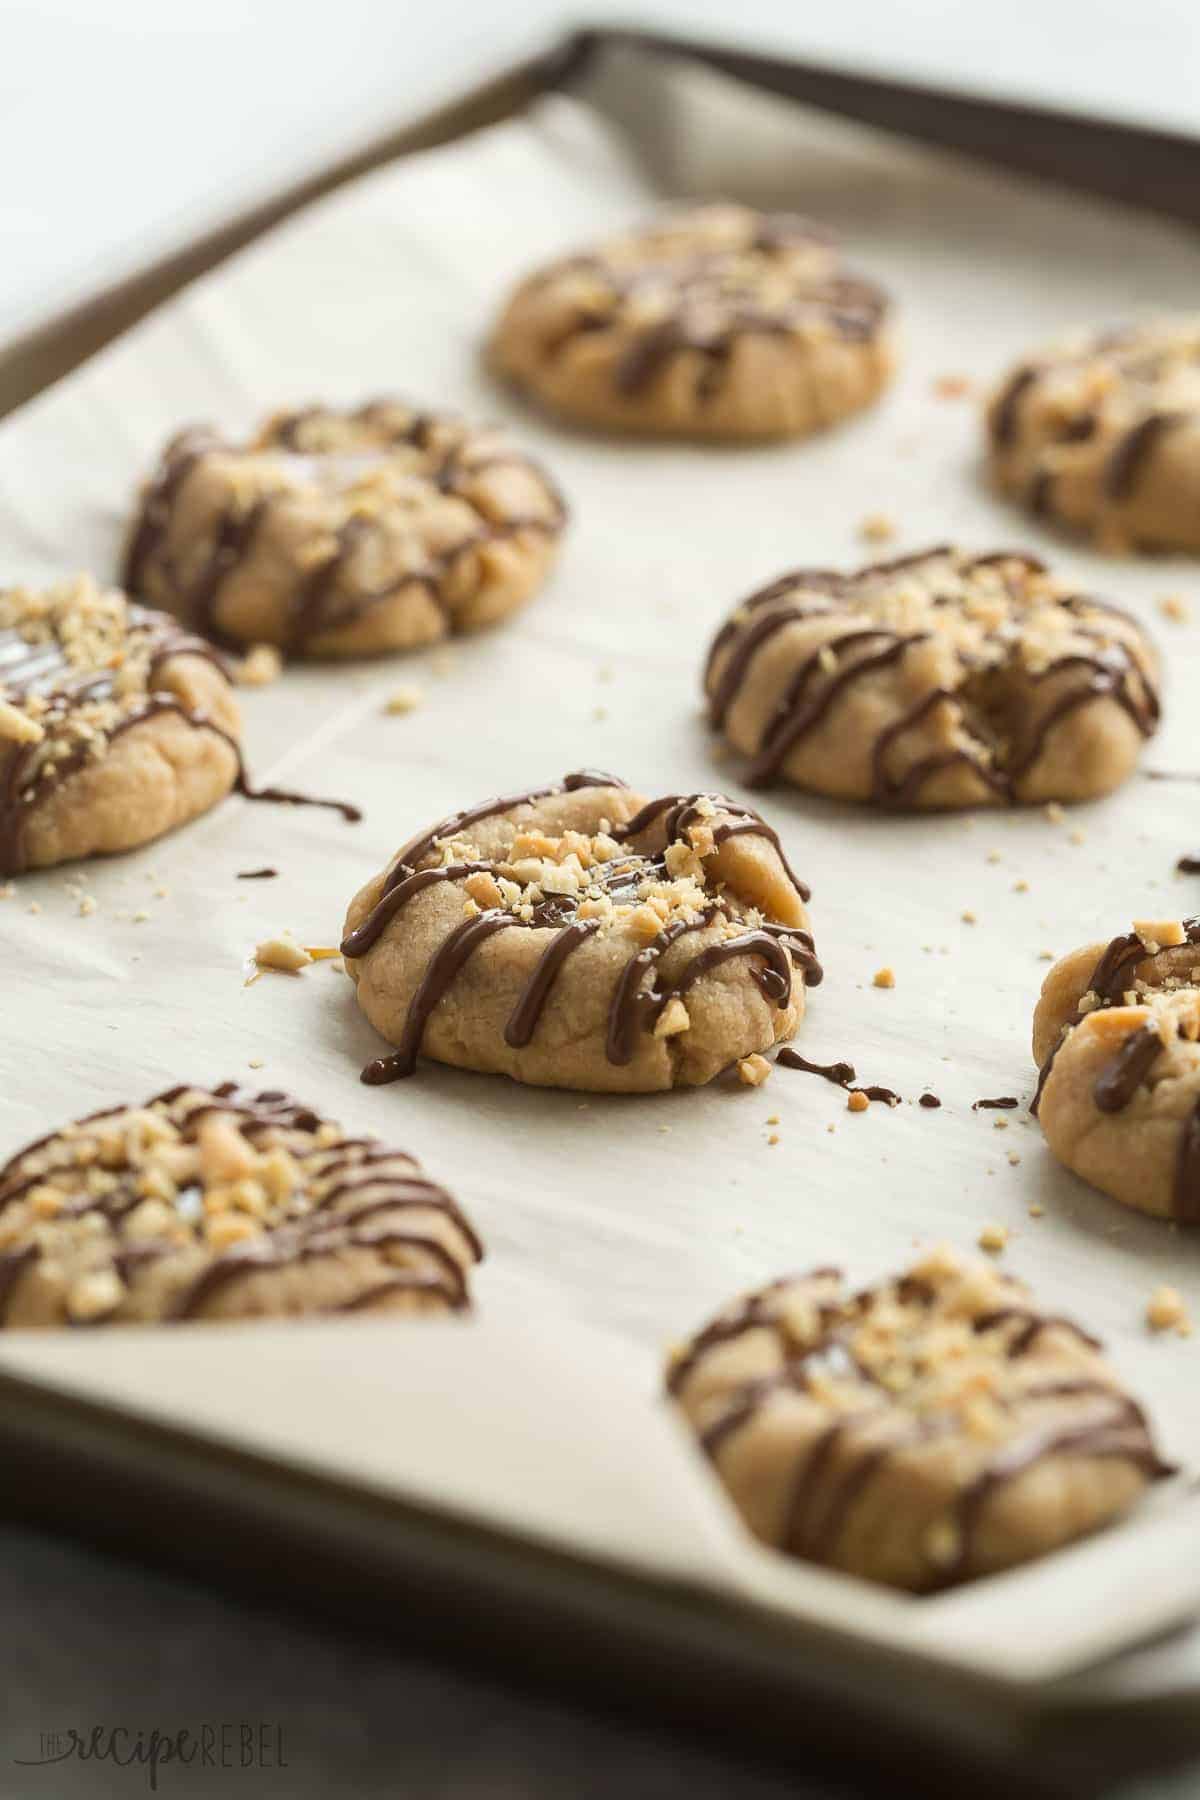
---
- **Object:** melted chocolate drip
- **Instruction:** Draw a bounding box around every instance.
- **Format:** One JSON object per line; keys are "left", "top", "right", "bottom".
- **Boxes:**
{"left": 972, "top": 1096, "right": 1019, "bottom": 1111}
{"left": 918, "top": 1093, "right": 942, "bottom": 1109}
{"left": 1177, "top": 854, "right": 1200, "bottom": 874}
{"left": 1094, "top": 1026, "right": 1162, "bottom": 1112}
{"left": 237, "top": 867, "right": 278, "bottom": 879}
{"left": 775, "top": 1051, "right": 897, "bottom": 1104}
{"left": 776, "top": 1051, "right": 854, "bottom": 1085}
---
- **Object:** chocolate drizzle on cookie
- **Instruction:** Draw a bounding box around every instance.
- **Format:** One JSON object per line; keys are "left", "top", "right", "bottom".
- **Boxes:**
{"left": 123, "top": 403, "right": 566, "bottom": 653}
{"left": 0, "top": 595, "right": 360, "bottom": 873}
{"left": 341, "top": 773, "right": 820, "bottom": 1082}
{"left": 1034, "top": 919, "right": 1200, "bottom": 1220}
{"left": 989, "top": 327, "right": 1200, "bottom": 543}
{"left": 669, "top": 1262, "right": 1168, "bottom": 1592}
{"left": 525, "top": 212, "right": 888, "bottom": 406}
{"left": 0, "top": 1081, "right": 481, "bottom": 1327}
{"left": 704, "top": 547, "right": 1159, "bottom": 801}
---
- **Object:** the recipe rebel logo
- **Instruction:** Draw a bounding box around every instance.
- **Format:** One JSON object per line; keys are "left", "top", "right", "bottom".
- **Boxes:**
{"left": 14, "top": 1722, "right": 287, "bottom": 1789}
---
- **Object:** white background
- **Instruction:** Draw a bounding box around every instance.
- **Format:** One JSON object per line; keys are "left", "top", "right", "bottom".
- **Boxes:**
{"left": 2, "top": 1, "right": 1200, "bottom": 355}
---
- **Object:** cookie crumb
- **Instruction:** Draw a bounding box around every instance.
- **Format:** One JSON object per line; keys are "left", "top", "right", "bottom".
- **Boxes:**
{"left": 766, "top": 1114, "right": 780, "bottom": 1125}
{"left": 237, "top": 644, "right": 283, "bottom": 688}
{"left": 248, "top": 1058, "right": 265, "bottom": 1069}
{"left": 859, "top": 512, "right": 896, "bottom": 544}
{"left": 253, "top": 931, "right": 313, "bottom": 974}
{"left": 933, "top": 374, "right": 972, "bottom": 399}
{"left": 1158, "top": 593, "right": 1190, "bottom": 624}
{"left": 1146, "top": 1285, "right": 1191, "bottom": 1334}
{"left": 767, "top": 1133, "right": 780, "bottom": 1146}
{"left": 847, "top": 1090, "right": 870, "bottom": 1114}
{"left": 132, "top": 908, "right": 150, "bottom": 923}
{"left": 872, "top": 966, "right": 896, "bottom": 989}
{"left": 961, "top": 909, "right": 977, "bottom": 925}
{"left": 384, "top": 685, "right": 423, "bottom": 716}
{"left": 1068, "top": 829, "right": 1086, "bottom": 846}
{"left": 1007, "top": 1151, "right": 1021, "bottom": 1166}
{"left": 1044, "top": 802, "right": 1066, "bottom": 825}
{"left": 978, "top": 1222, "right": 1008, "bottom": 1253}
{"left": 78, "top": 894, "right": 97, "bottom": 917}
{"left": 1028, "top": 1203, "right": 1045, "bottom": 1218}
{"left": 1038, "top": 949, "right": 1055, "bottom": 961}
{"left": 737, "top": 1053, "right": 771, "bottom": 1087}
{"left": 1013, "top": 880, "right": 1029, "bottom": 894}
{"left": 27, "top": 901, "right": 41, "bottom": 915}
{"left": 0, "top": 883, "right": 13, "bottom": 899}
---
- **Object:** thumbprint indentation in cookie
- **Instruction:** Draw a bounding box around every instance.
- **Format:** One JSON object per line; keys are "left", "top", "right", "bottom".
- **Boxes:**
{"left": 340, "top": 770, "right": 820, "bottom": 1092}
{"left": 0, "top": 1082, "right": 481, "bottom": 1326}
{"left": 667, "top": 1247, "right": 1169, "bottom": 1591}
{"left": 704, "top": 546, "right": 1158, "bottom": 808}
{"left": 488, "top": 204, "right": 895, "bottom": 441}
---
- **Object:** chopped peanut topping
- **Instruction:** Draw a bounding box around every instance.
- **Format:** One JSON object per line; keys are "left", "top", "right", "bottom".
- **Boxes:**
{"left": 737, "top": 1053, "right": 771, "bottom": 1087}
{"left": 253, "top": 931, "right": 313, "bottom": 973}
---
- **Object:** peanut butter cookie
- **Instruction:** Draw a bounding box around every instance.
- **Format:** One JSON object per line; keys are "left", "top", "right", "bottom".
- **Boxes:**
{"left": 704, "top": 546, "right": 1158, "bottom": 806}
{"left": 1033, "top": 917, "right": 1200, "bottom": 1221}
{"left": 0, "top": 574, "right": 241, "bottom": 873}
{"left": 668, "top": 1247, "right": 1168, "bottom": 1592}
{"left": 341, "top": 771, "right": 820, "bottom": 1092}
{"left": 488, "top": 205, "right": 895, "bottom": 440}
{"left": 988, "top": 321, "right": 1200, "bottom": 551}
{"left": 0, "top": 1082, "right": 481, "bottom": 1326}
{"left": 123, "top": 400, "right": 566, "bottom": 657}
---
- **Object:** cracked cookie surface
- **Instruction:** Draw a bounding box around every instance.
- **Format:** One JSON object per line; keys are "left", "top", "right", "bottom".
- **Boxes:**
{"left": 341, "top": 771, "right": 820, "bottom": 1092}
{"left": 1034, "top": 917, "right": 1200, "bottom": 1220}
{"left": 123, "top": 399, "right": 566, "bottom": 657}
{"left": 0, "top": 574, "right": 240, "bottom": 873}
{"left": 488, "top": 204, "right": 895, "bottom": 441}
{"left": 668, "top": 1247, "right": 1167, "bottom": 1592}
{"left": 987, "top": 320, "right": 1200, "bottom": 551}
{"left": 0, "top": 1082, "right": 481, "bottom": 1326}
{"left": 704, "top": 546, "right": 1158, "bottom": 807}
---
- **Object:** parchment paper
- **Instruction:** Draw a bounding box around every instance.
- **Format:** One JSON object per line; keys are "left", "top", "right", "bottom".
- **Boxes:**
{"left": 2, "top": 44, "right": 1200, "bottom": 1706}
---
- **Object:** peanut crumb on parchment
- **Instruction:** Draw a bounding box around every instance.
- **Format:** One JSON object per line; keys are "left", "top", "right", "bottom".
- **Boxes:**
{"left": 384, "top": 685, "right": 423, "bottom": 716}
{"left": 1146, "top": 1285, "right": 1192, "bottom": 1335}
{"left": 253, "top": 932, "right": 313, "bottom": 974}
{"left": 978, "top": 1222, "right": 1008, "bottom": 1253}
{"left": 237, "top": 644, "right": 283, "bottom": 688}
{"left": 873, "top": 967, "right": 896, "bottom": 989}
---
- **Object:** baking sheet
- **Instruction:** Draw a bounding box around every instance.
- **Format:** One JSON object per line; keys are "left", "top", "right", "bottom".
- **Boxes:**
{"left": 2, "top": 43, "right": 1200, "bottom": 1705}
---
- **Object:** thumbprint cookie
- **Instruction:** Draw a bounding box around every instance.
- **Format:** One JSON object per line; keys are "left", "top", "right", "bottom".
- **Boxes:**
{"left": 123, "top": 399, "right": 566, "bottom": 657}
{"left": 0, "top": 573, "right": 241, "bottom": 873}
{"left": 667, "top": 1247, "right": 1168, "bottom": 1592}
{"left": 988, "top": 320, "right": 1200, "bottom": 551}
{"left": 1034, "top": 917, "right": 1200, "bottom": 1221}
{"left": 0, "top": 1082, "right": 481, "bottom": 1326}
{"left": 488, "top": 204, "right": 895, "bottom": 440}
{"left": 341, "top": 770, "right": 820, "bottom": 1092}
{"left": 704, "top": 545, "right": 1158, "bottom": 806}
